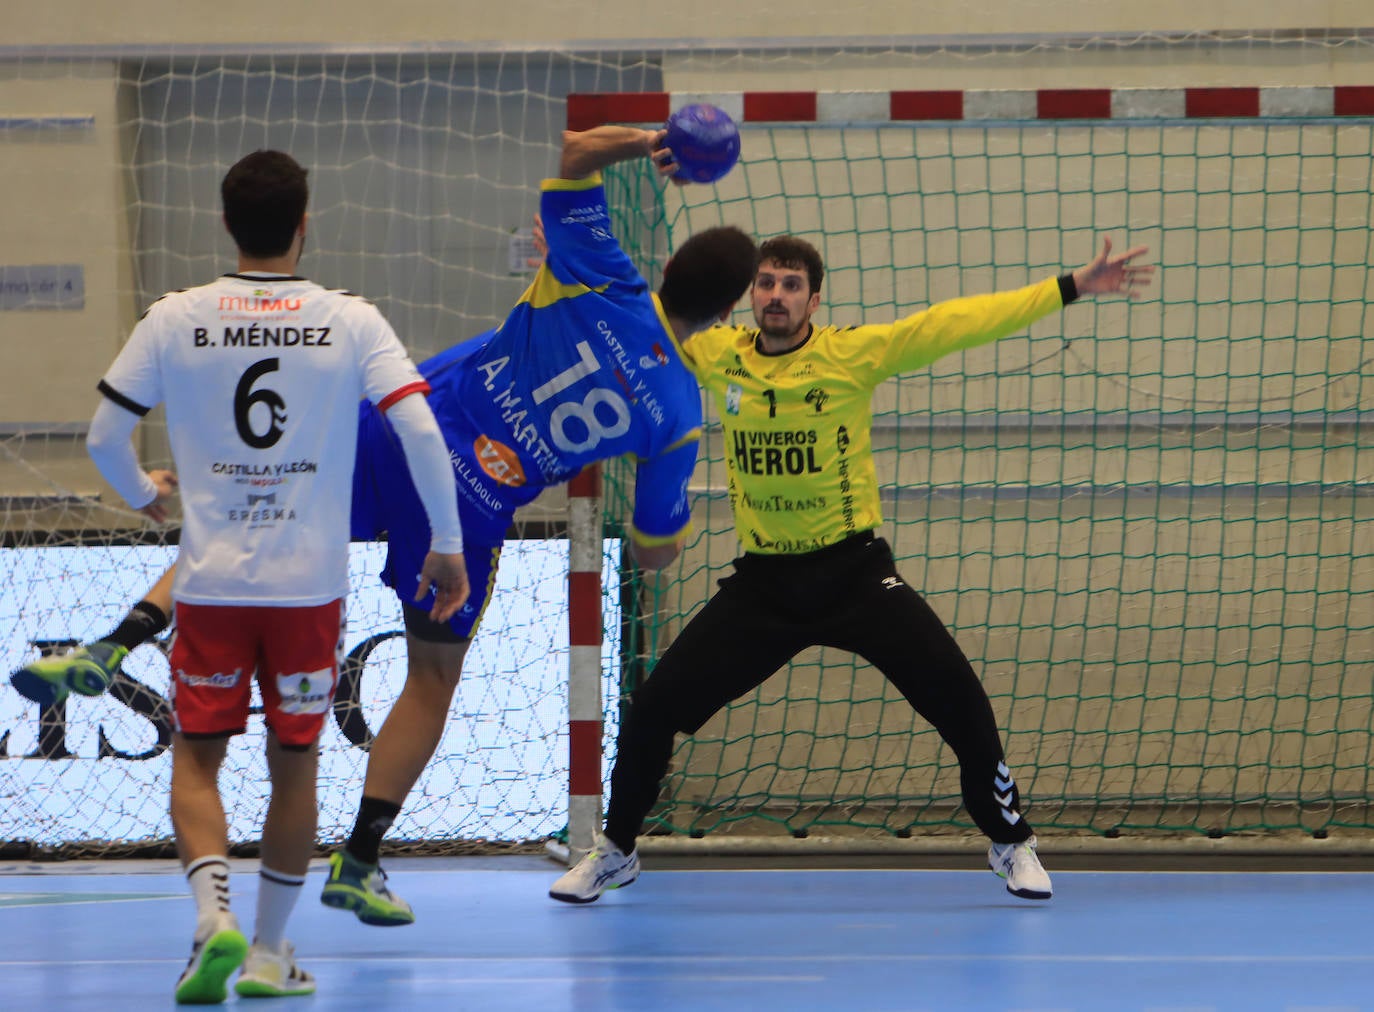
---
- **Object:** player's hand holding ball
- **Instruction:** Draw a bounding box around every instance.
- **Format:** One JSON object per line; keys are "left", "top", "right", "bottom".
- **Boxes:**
{"left": 654, "top": 103, "right": 741, "bottom": 184}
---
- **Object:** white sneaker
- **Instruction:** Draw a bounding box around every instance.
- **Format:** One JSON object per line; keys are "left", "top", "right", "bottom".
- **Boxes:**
{"left": 174, "top": 913, "right": 248, "bottom": 1004}
{"left": 234, "top": 939, "right": 316, "bottom": 998}
{"left": 549, "top": 833, "right": 641, "bottom": 904}
{"left": 988, "top": 835, "right": 1053, "bottom": 900}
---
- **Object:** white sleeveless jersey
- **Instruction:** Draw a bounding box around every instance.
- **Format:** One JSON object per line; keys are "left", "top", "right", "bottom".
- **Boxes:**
{"left": 100, "top": 273, "right": 429, "bottom": 606}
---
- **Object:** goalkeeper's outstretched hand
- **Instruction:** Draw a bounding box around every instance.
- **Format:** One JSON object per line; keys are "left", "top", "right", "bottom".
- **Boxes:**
{"left": 1071, "top": 237, "right": 1154, "bottom": 298}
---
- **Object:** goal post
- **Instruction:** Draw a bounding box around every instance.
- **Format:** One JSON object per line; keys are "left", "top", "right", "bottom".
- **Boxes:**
{"left": 582, "top": 85, "right": 1374, "bottom": 851}
{"left": 564, "top": 464, "right": 607, "bottom": 858}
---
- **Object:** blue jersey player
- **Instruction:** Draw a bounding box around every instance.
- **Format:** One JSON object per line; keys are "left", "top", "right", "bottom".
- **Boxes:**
{"left": 353, "top": 164, "right": 736, "bottom": 638}
{"left": 12, "top": 125, "right": 760, "bottom": 927}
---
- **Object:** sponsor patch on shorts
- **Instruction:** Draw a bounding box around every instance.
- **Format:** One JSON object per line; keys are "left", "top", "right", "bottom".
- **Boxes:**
{"left": 177, "top": 668, "right": 243, "bottom": 689}
{"left": 275, "top": 667, "right": 334, "bottom": 715}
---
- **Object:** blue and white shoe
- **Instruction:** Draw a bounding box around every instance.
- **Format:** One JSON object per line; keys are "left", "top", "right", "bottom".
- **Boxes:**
{"left": 549, "top": 833, "right": 640, "bottom": 904}
{"left": 10, "top": 640, "right": 127, "bottom": 708}
{"left": 988, "top": 835, "right": 1053, "bottom": 900}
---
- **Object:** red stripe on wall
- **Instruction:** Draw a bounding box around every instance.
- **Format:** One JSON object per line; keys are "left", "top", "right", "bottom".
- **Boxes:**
{"left": 889, "top": 90, "right": 964, "bottom": 120}
{"left": 743, "top": 92, "right": 818, "bottom": 122}
{"left": 568, "top": 571, "right": 601, "bottom": 646}
{"left": 566, "top": 92, "right": 670, "bottom": 130}
{"left": 570, "top": 719, "right": 603, "bottom": 795}
{"left": 1185, "top": 87, "right": 1260, "bottom": 118}
{"left": 1037, "top": 89, "right": 1113, "bottom": 119}
{"left": 1334, "top": 86, "right": 1374, "bottom": 116}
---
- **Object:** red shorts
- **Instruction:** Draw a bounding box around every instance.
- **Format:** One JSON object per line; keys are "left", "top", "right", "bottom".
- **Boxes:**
{"left": 169, "top": 599, "right": 344, "bottom": 747}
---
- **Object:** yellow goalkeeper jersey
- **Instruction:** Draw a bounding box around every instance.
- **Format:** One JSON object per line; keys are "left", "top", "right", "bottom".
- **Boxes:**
{"left": 681, "top": 275, "right": 1070, "bottom": 554}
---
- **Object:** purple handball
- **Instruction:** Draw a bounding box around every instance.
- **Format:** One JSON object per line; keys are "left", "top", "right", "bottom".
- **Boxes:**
{"left": 663, "top": 103, "right": 741, "bottom": 184}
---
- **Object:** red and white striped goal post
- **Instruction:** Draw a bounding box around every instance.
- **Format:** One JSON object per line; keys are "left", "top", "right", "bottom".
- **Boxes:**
{"left": 553, "top": 81, "right": 1374, "bottom": 861}
{"left": 568, "top": 86, "right": 1374, "bottom": 129}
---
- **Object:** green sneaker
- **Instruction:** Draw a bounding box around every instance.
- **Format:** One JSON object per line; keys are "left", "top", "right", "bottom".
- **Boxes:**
{"left": 174, "top": 922, "right": 248, "bottom": 1004}
{"left": 10, "top": 640, "right": 127, "bottom": 707}
{"left": 319, "top": 851, "right": 414, "bottom": 926}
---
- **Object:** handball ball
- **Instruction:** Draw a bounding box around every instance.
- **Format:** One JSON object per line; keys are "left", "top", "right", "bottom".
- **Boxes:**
{"left": 663, "top": 103, "right": 741, "bottom": 184}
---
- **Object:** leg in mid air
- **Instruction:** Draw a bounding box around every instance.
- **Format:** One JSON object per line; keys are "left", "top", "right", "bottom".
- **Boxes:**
{"left": 320, "top": 616, "right": 473, "bottom": 925}
{"left": 10, "top": 565, "right": 174, "bottom": 706}
{"left": 323, "top": 398, "right": 491, "bottom": 925}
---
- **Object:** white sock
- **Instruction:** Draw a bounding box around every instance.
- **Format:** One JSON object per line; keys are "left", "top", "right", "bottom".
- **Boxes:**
{"left": 185, "top": 855, "right": 232, "bottom": 939}
{"left": 254, "top": 866, "right": 306, "bottom": 950}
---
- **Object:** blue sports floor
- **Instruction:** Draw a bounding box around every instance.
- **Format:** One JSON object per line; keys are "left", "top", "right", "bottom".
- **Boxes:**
{"left": 2, "top": 857, "right": 1370, "bottom": 1011}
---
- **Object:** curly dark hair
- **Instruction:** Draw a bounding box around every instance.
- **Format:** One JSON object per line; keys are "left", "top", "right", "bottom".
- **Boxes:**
{"left": 657, "top": 226, "right": 759, "bottom": 329}
{"left": 758, "top": 235, "right": 824, "bottom": 294}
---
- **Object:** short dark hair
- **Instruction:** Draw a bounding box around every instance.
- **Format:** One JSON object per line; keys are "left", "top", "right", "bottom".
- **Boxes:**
{"left": 658, "top": 226, "right": 759, "bottom": 329}
{"left": 758, "top": 235, "right": 824, "bottom": 294}
{"left": 221, "top": 150, "right": 309, "bottom": 258}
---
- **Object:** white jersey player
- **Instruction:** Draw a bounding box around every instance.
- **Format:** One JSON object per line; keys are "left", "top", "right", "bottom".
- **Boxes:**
{"left": 96, "top": 274, "right": 440, "bottom": 607}
{"left": 73, "top": 150, "right": 467, "bottom": 1005}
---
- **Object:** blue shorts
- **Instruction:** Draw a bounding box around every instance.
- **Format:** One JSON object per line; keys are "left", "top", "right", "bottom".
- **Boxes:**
{"left": 351, "top": 402, "right": 514, "bottom": 641}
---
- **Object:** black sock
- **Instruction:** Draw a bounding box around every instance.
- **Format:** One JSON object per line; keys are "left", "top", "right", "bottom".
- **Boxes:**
{"left": 347, "top": 796, "right": 401, "bottom": 865}
{"left": 105, "top": 601, "right": 170, "bottom": 652}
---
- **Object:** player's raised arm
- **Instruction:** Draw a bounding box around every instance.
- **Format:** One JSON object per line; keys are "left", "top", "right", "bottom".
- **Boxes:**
{"left": 558, "top": 125, "right": 667, "bottom": 181}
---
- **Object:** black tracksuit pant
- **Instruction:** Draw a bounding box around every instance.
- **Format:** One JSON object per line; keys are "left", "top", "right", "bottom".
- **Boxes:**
{"left": 604, "top": 531, "right": 1035, "bottom": 852}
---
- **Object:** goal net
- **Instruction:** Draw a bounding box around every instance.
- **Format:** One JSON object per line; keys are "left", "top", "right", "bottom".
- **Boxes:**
{"left": 598, "top": 86, "right": 1374, "bottom": 846}
{"left": 0, "top": 36, "right": 1371, "bottom": 855}
{"left": 0, "top": 50, "right": 660, "bottom": 856}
